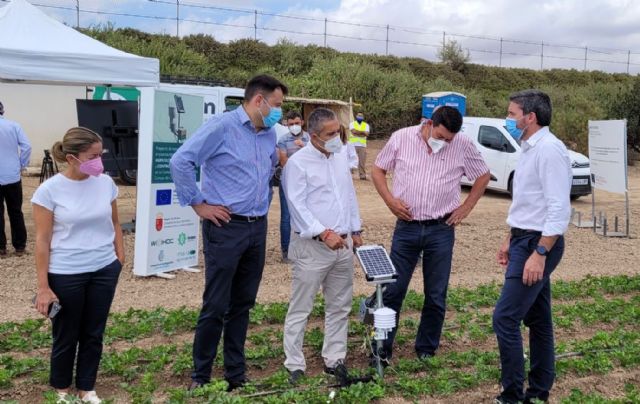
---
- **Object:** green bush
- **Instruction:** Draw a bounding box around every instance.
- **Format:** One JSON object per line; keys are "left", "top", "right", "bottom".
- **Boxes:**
{"left": 81, "top": 26, "right": 636, "bottom": 153}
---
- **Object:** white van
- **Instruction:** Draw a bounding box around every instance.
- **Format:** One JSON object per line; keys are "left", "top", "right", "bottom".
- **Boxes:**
{"left": 460, "top": 117, "right": 591, "bottom": 199}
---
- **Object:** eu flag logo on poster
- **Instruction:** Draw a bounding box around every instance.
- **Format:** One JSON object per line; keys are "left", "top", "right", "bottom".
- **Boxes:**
{"left": 156, "top": 189, "right": 172, "bottom": 206}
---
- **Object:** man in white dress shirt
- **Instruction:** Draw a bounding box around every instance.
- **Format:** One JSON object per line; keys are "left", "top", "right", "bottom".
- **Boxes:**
{"left": 281, "top": 108, "right": 363, "bottom": 385}
{"left": 492, "top": 90, "right": 572, "bottom": 404}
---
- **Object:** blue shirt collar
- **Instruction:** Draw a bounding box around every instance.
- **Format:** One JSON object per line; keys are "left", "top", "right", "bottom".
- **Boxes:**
{"left": 235, "top": 105, "right": 274, "bottom": 137}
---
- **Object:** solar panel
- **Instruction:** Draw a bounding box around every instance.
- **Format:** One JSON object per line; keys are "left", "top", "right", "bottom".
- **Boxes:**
{"left": 356, "top": 245, "right": 398, "bottom": 282}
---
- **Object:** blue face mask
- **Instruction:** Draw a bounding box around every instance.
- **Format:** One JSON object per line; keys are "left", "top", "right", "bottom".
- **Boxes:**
{"left": 260, "top": 99, "right": 282, "bottom": 128}
{"left": 505, "top": 118, "right": 523, "bottom": 141}
{"left": 356, "top": 117, "right": 364, "bottom": 123}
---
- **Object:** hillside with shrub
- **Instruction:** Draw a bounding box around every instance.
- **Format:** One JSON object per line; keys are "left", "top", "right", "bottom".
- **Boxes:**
{"left": 84, "top": 26, "right": 640, "bottom": 154}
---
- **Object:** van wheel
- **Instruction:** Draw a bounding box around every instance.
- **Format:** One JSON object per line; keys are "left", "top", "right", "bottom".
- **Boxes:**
{"left": 120, "top": 169, "right": 137, "bottom": 185}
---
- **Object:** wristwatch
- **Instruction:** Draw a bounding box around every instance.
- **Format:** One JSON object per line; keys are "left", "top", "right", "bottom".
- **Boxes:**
{"left": 352, "top": 230, "right": 363, "bottom": 236}
{"left": 535, "top": 245, "right": 548, "bottom": 256}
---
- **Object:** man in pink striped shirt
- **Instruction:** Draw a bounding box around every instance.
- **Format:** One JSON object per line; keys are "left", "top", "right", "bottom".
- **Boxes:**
{"left": 371, "top": 106, "right": 490, "bottom": 364}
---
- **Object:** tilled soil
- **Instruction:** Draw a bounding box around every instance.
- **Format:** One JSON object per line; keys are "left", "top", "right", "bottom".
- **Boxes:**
{"left": 2, "top": 140, "right": 638, "bottom": 324}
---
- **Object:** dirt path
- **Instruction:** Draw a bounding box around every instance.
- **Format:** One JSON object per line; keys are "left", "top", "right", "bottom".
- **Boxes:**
{"left": 1, "top": 140, "right": 639, "bottom": 323}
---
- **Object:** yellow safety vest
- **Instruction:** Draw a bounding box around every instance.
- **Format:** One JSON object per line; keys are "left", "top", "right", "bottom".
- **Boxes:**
{"left": 349, "top": 121, "right": 368, "bottom": 146}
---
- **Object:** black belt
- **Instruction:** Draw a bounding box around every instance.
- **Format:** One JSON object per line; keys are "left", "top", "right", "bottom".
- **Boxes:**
{"left": 295, "top": 232, "right": 349, "bottom": 241}
{"left": 230, "top": 214, "right": 266, "bottom": 222}
{"left": 403, "top": 213, "right": 452, "bottom": 226}
{"left": 510, "top": 227, "right": 542, "bottom": 238}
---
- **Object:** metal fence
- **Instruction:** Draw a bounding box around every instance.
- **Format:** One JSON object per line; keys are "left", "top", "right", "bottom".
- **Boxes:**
{"left": 4, "top": 0, "right": 640, "bottom": 74}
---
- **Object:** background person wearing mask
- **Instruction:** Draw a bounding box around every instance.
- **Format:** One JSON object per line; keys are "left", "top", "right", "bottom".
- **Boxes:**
{"left": 276, "top": 111, "right": 310, "bottom": 263}
{"left": 170, "top": 74, "right": 287, "bottom": 392}
{"left": 349, "top": 112, "right": 370, "bottom": 180}
{"left": 282, "top": 108, "right": 363, "bottom": 386}
{"left": 371, "top": 106, "right": 490, "bottom": 365}
{"left": 0, "top": 101, "right": 31, "bottom": 257}
{"left": 32, "top": 127, "right": 124, "bottom": 404}
{"left": 493, "top": 90, "right": 571, "bottom": 404}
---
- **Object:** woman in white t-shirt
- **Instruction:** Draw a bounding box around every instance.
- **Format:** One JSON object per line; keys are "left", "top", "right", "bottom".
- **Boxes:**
{"left": 32, "top": 127, "right": 124, "bottom": 404}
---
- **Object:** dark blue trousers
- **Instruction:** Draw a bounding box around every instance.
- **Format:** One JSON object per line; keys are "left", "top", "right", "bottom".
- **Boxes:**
{"left": 192, "top": 217, "right": 267, "bottom": 384}
{"left": 379, "top": 220, "right": 455, "bottom": 358}
{"left": 0, "top": 180, "right": 27, "bottom": 251}
{"left": 48, "top": 259, "right": 122, "bottom": 391}
{"left": 493, "top": 233, "right": 565, "bottom": 403}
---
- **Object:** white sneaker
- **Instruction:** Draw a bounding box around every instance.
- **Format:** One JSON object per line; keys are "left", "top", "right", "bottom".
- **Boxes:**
{"left": 56, "top": 391, "right": 69, "bottom": 404}
{"left": 81, "top": 391, "right": 102, "bottom": 404}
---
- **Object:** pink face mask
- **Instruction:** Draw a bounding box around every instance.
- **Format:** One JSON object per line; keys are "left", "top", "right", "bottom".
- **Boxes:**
{"left": 72, "top": 155, "right": 104, "bottom": 177}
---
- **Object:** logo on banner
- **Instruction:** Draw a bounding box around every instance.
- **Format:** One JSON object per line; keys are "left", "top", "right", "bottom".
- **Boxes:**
{"left": 156, "top": 189, "right": 172, "bottom": 206}
{"left": 158, "top": 250, "right": 165, "bottom": 262}
{"left": 151, "top": 238, "right": 174, "bottom": 246}
{"left": 178, "top": 232, "right": 187, "bottom": 246}
{"left": 155, "top": 213, "right": 164, "bottom": 231}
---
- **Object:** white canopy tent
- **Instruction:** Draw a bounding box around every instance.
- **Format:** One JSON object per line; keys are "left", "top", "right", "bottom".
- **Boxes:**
{"left": 0, "top": 0, "right": 159, "bottom": 86}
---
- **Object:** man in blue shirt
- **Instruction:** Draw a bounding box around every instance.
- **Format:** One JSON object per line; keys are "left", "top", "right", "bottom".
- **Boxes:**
{"left": 276, "top": 111, "right": 310, "bottom": 262}
{"left": 170, "top": 75, "right": 287, "bottom": 391}
{"left": 0, "top": 101, "right": 31, "bottom": 257}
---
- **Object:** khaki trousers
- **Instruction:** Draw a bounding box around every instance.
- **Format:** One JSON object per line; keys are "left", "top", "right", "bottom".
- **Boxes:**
{"left": 355, "top": 146, "right": 367, "bottom": 179}
{"left": 283, "top": 233, "right": 354, "bottom": 371}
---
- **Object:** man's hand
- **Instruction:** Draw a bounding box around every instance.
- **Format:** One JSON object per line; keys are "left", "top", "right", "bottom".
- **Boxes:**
{"left": 446, "top": 203, "right": 472, "bottom": 226}
{"left": 522, "top": 252, "right": 545, "bottom": 286}
{"left": 386, "top": 198, "right": 412, "bottom": 221}
{"left": 322, "top": 230, "right": 346, "bottom": 250}
{"left": 294, "top": 139, "right": 305, "bottom": 148}
{"left": 496, "top": 235, "right": 510, "bottom": 268}
{"left": 193, "top": 203, "right": 231, "bottom": 227}
{"left": 352, "top": 234, "right": 363, "bottom": 249}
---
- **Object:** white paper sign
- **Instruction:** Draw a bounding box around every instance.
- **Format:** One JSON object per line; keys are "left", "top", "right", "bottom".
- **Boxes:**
{"left": 588, "top": 120, "right": 628, "bottom": 195}
{"left": 133, "top": 88, "right": 204, "bottom": 276}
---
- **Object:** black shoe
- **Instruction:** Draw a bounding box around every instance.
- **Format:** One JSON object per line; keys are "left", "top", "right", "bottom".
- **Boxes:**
{"left": 225, "top": 377, "right": 248, "bottom": 392}
{"left": 188, "top": 381, "right": 204, "bottom": 392}
{"left": 0, "top": 249, "right": 6, "bottom": 257}
{"left": 324, "top": 360, "right": 347, "bottom": 376}
{"left": 524, "top": 398, "right": 547, "bottom": 404}
{"left": 494, "top": 396, "right": 523, "bottom": 404}
{"left": 333, "top": 362, "right": 350, "bottom": 387}
{"left": 14, "top": 248, "right": 25, "bottom": 256}
{"left": 287, "top": 369, "right": 304, "bottom": 385}
{"left": 324, "top": 365, "right": 337, "bottom": 375}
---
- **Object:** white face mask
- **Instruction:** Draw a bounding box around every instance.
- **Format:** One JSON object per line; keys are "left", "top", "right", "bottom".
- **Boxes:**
{"left": 323, "top": 135, "right": 343, "bottom": 153}
{"left": 289, "top": 124, "right": 302, "bottom": 135}
{"left": 427, "top": 128, "right": 447, "bottom": 154}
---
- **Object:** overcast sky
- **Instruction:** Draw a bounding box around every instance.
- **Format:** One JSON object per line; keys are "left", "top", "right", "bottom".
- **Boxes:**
{"left": 9, "top": 0, "right": 640, "bottom": 74}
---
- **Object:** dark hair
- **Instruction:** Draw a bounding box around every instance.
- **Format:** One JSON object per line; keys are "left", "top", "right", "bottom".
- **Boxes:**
{"left": 244, "top": 75, "right": 288, "bottom": 102}
{"left": 431, "top": 106, "right": 463, "bottom": 133}
{"left": 308, "top": 108, "right": 337, "bottom": 135}
{"left": 0, "top": 101, "right": 4, "bottom": 115}
{"left": 509, "top": 90, "right": 552, "bottom": 126}
{"left": 286, "top": 111, "right": 302, "bottom": 121}
{"left": 51, "top": 127, "right": 102, "bottom": 163}
{"left": 339, "top": 124, "right": 348, "bottom": 145}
